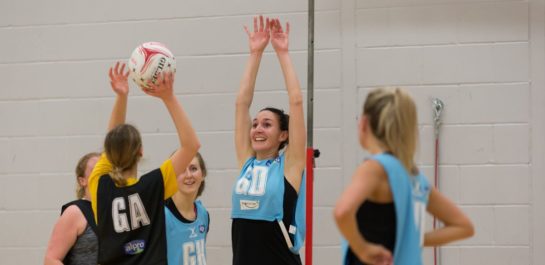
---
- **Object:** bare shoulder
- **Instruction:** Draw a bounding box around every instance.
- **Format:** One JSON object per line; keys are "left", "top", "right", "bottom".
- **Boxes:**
{"left": 60, "top": 205, "right": 87, "bottom": 233}
{"left": 358, "top": 159, "right": 391, "bottom": 201}
{"left": 358, "top": 159, "right": 387, "bottom": 181}
{"left": 62, "top": 204, "right": 84, "bottom": 218}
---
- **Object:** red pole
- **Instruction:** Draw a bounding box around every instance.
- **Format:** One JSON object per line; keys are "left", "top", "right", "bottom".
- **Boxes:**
{"left": 305, "top": 147, "right": 314, "bottom": 265}
{"left": 306, "top": 0, "right": 315, "bottom": 262}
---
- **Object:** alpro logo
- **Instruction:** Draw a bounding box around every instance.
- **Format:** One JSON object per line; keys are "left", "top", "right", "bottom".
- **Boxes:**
{"left": 124, "top": 240, "right": 146, "bottom": 255}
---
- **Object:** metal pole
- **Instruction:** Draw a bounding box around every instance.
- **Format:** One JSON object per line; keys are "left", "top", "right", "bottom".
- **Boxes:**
{"left": 307, "top": 0, "right": 315, "bottom": 145}
{"left": 305, "top": 0, "right": 315, "bottom": 264}
{"left": 432, "top": 98, "right": 444, "bottom": 265}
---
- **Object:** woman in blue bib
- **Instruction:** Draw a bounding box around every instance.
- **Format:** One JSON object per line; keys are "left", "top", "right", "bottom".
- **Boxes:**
{"left": 165, "top": 152, "right": 209, "bottom": 265}
{"left": 231, "top": 15, "right": 306, "bottom": 265}
{"left": 334, "top": 88, "right": 474, "bottom": 265}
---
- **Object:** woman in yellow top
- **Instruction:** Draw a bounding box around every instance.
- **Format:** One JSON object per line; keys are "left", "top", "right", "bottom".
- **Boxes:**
{"left": 88, "top": 62, "right": 200, "bottom": 265}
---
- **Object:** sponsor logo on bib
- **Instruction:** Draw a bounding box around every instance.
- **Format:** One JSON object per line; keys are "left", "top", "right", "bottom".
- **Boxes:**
{"left": 240, "top": 199, "right": 259, "bottom": 210}
{"left": 124, "top": 240, "right": 145, "bottom": 255}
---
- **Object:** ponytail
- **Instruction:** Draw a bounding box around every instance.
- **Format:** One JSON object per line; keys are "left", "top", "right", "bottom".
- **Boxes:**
{"left": 104, "top": 124, "right": 142, "bottom": 187}
{"left": 110, "top": 166, "right": 127, "bottom": 186}
{"left": 363, "top": 87, "right": 418, "bottom": 175}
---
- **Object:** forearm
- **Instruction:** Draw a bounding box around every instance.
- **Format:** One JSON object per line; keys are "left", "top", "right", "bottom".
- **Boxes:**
{"left": 275, "top": 52, "right": 302, "bottom": 104}
{"left": 163, "top": 96, "right": 200, "bottom": 152}
{"left": 43, "top": 213, "right": 78, "bottom": 265}
{"left": 108, "top": 95, "right": 128, "bottom": 131}
{"left": 44, "top": 257, "right": 63, "bottom": 265}
{"left": 424, "top": 225, "right": 474, "bottom": 246}
{"left": 335, "top": 212, "right": 368, "bottom": 254}
{"left": 425, "top": 188, "right": 475, "bottom": 247}
{"left": 237, "top": 52, "right": 263, "bottom": 107}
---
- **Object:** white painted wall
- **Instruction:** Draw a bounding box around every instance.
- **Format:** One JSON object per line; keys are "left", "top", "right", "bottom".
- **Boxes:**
{"left": 0, "top": 0, "right": 543, "bottom": 264}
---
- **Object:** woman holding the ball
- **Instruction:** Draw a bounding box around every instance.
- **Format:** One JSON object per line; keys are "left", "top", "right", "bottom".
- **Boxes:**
{"left": 88, "top": 62, "right": 200, "bottom": 265}
{"left": 231, "top": 16, "right": 306, "bottom": 265}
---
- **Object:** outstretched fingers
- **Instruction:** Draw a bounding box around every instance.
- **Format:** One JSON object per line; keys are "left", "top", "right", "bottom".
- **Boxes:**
{"left": 270, "top": 18, "right": 289, "bottom": 35}
{"left": 110, "top": 61, "right": 128, "bottom": 77}
{"left": 243, "top": 25, "right": 250, "bottom": 37}
{"left": 119, "top": 63, "right": 127, "bottom": 77}
{"left": 245, "top": 15, "right": 264, "bottom": 36}
{"left": 113, "top": 61, "right": 120, "bottom": 74}
{"left": 109, "top": 62, "right": 121, "bottom": 80}
{"left": 245, "top": 15, "right": 272, "bottom": 53}
{"left": 253, "top": 16, "right": 258, "bottom": 33}
{"left": 275, "top": 18, "right": 283, "bottom": 33}
{"left": 270, "top": 19, "right": 276, "bottom": 32}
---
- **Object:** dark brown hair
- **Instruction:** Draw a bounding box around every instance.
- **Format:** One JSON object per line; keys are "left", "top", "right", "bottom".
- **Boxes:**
{"left": 259, "top": 107, "right": 289, "bottom": 150}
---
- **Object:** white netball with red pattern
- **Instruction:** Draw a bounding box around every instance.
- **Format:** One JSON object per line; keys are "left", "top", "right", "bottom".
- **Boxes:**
{"left": 128, "top": 42, "right": 176, "bottom": 88}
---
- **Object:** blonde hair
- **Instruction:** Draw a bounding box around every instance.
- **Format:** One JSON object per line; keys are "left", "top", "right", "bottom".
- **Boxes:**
{"left": 195, "top": 152, "right": 207, "bottom": 197}
{"left": 363, "top": 87, "right": 418, "bottom": 175}
{"left": 75, "top": 152, "right": 100, "bottom": 199}
{"left": 104, "top": 124, "right": 142, "bottom": 186}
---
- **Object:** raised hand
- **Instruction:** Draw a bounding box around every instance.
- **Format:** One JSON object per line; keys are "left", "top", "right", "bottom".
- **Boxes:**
{"left": 142, "top": 71, "right": 175, "bottom": 100}
{"left": 108, "top": 62, "right": 129, "bottom": 96}
{"left": 270, "top": 18, "right": 289, "bottom": 53}
{"left": 243, "top": 15, "right": 270, "bottom": 54}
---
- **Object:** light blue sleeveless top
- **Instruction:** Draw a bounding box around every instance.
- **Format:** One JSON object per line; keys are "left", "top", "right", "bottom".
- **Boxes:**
{"left": 165, "top": 200, "right": 209, "bottom": 265}
{"left": 231, "top": 153, "right": 307, "bottom": 254}
{"left": 231, "top": 155, "right": 285, "bottom": 220}
{"left": 342, "top": 153, "right": 431, "bottom": 265}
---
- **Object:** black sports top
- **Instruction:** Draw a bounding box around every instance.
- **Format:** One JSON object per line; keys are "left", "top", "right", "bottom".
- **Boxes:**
{"left": 61, "top": 200, "right": 98, "bottom": 265}
{"left": 346, "top": 200, "right": 396, "bottom": 265}
{"left": 88, "top": 154, "right": 178, "bottom": 265}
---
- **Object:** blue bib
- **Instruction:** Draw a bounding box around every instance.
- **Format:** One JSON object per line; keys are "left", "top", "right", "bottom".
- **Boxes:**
{"left": 165, "top": 200, "right": 208, "bottom": 265}
{"left": 342, "top": 153, "right": 430, "bottom": 265}
{"left": 231, "top": 155, "right": 285, "bottom": 221}
{"left": 231, "top": 154, "right": 306, "bottom": 254}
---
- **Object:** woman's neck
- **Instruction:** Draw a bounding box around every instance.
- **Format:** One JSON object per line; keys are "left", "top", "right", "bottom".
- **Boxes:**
{"left": 365, "top": 137, "right": 386, "bottom": 155}
{"left": 82, "top": 190, "right": 90, "bottom": 201}
{"left": 172, "top": 192, "right": 196, "bottom": 220}
{"left": 255, "top": 150, "right": 278, "bottom": 160}
{"left": 123, "top": 166, "right": 138, "bottom": 179}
